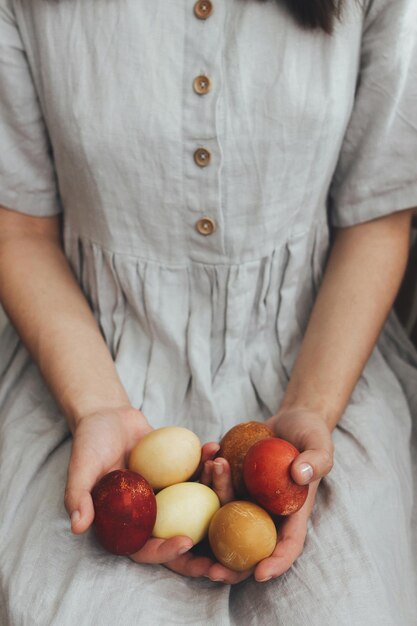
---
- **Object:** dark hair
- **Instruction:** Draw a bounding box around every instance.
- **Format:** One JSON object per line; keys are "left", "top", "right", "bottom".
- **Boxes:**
{"left": 49, "top": 0, "right": 345, "bottom": 36}
{"left": 266, "top": 0, "right": 345, "bottom": 35}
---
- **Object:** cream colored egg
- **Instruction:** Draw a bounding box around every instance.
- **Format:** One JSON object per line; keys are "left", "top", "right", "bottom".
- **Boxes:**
{"left": 153, "top": 482, "right": 220, "bottom": 544}
{"left": 128, "top": 426, "right": 201, "bottom": 490}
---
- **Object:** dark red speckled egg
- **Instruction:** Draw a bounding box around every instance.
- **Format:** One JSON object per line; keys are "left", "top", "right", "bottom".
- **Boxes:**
{"left": 92, "top": 469, "right": 156, "bottom": 555}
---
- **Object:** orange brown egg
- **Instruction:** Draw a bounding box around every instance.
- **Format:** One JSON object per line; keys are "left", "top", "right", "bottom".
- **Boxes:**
{"left": 218, "top": 421, "right": 274, "bottom": 496}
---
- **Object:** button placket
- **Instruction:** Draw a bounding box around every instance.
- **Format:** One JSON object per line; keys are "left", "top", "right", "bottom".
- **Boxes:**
{"left": 183, "top": 2, "right": 225, "bottom": 253}
{"left": 192, "top": 71, "right": 214, "bottom": 234}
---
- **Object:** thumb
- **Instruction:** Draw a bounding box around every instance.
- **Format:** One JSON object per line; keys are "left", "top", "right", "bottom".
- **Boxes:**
{"left": 64, "top": 442, "right": 104, "bottom": 535}
{"left": 290, "top": 428, "right": 334, "bottom": 485}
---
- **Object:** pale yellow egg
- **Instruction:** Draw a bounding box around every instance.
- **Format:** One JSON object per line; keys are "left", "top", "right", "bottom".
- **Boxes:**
{"left": 153, "top": 482, "right": 220, "bottom": 544}
{"left": 128, "top": 426, "right": 201, "bottom": 490}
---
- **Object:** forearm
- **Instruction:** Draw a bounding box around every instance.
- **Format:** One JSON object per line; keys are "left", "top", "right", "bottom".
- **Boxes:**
{"left": 0, "top": 209, "right": 130, "bottom": 431}
{"left": 280, "top": 209, "right": 413, "bottom": 430}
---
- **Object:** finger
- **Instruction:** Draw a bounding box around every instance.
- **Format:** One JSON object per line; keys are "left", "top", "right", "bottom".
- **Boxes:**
{"left": 254, "top": 536, "right": 304, "bottom": 582}
{"left": 254, "top": 516, "right": 307, "bottom": 582}
{"left": 291, "top": 449, "right": 333, "bottom": 485}
{"left": 129, "top": 536, "right": 193, "bottom": 564}
{"left": 291, "top": 430, "right": 334, "bottom": 485}
{"left": 164, "top": 553, "right": 215, "bottom": 578}
{"left": 212, "top": 458, "right": 234, "bottom": 505}
{"left": 254, "top": 482, "right": 320, "bottom": 582}
{"left": 191, "top": 442, "right": 220, "bottom": 480}
{"left": 200, "top": 460, "right": 213, "bottom": 487}
{"left": 173, "top": 536, "right": 251, "bottom": 584}
{"left": 207, "top": 561, "right": 253, "bottom": 585}
{"left": 201, "top": 441, "right": 221, "bottom": 463}
{"left": 65, "top": 443, "right": 111, "bottom": 535}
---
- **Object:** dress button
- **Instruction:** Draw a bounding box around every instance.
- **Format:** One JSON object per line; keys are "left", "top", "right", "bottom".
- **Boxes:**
{"left": 196, "top": 216, "right": 216, "bottom": 236}
{"left": 193, "top": 75, "right": 211, "bottom": 95}
{"left": 194, "top": 0, "right": 213, "bottom": 19}
{"left": 194, "top": 148, "right": 211, "bottom": 167}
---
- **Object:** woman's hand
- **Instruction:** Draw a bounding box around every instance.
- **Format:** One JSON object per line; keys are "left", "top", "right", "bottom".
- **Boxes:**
{"left": 65, "top": 406, "right": 220, "bottom": 564}
{"left": 64, "top": 405, "right": 152, "bottom": 534}
{"left": 196, "top": 411, "right": 334, "bottom": 584}
{"left": 266, "top": 408, "right": 334, "bottom": 486}
{"left": 251, "top": 409, "right": 333, "bottom": 582}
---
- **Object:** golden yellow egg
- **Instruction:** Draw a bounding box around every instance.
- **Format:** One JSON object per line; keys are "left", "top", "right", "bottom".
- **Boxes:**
{"left": 208, "top": 501, "right": 277, "bottom": 572}
{"left": 128, "top": 426, "right": 201, "bottom": 490}
{"left": 152, "top": 482, "right": 220, "bottom": 544}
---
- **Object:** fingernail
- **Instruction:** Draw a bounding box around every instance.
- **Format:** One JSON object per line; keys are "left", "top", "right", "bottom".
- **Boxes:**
{"left": 71, "top": 510, "right": 81, "bottom": 526}
{"left": 211, "top": 578, "right": 225, "bottom": 583}
{"left": 178, "top": 544, "right": 193, "bottom": 555}
{"left": 299, "top": 463, "right": 313, "bottom": 483}
{"left": 213, "top": 462, "right": 223, "bottom": 476}
{"left": 258, "top": 576, "right": 272, "bottom": 582}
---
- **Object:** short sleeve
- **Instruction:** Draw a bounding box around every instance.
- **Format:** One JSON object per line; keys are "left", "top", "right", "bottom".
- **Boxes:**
{"left": 329, "top": 0, "right": 417, "bottom": 227}
{"left": 0, "top": 0, "right": 61, "bottom": 216}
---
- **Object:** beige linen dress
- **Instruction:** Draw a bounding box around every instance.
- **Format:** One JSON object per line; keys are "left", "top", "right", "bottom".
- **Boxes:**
{"left": 1, "top": 0, "right": 417, "bottom": 624}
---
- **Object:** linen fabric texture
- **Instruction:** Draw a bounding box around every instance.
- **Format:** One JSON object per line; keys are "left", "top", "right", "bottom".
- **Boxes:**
{"left": 1, "top": 0, "right": 417, "bottom": 624}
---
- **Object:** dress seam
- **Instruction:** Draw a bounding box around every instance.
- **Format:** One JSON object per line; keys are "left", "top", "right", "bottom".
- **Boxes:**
{"left": 64, "top": 224, "right": 326, "bottom": 269}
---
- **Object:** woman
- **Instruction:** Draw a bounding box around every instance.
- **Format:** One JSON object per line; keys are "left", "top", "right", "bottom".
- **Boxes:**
{"left": 0, "top": 0, "right": 416, "bottom": 623}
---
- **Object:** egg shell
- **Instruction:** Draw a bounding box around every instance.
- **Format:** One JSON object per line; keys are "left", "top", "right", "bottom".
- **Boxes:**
{"left": 218, "top": 421, "right": 275, "bottom": 496}
{"left": 208, "top": 501, "right": 277, "bottom": 572}
{"left": 152, "top": 482, "right": 220, "bottom": 544}
{"left": 92, "top": 469, "right": 157, "bottom": 556}
{"left": 243, "top": 437, "right": 308, "bottom": 515}
{"left": 128, "top": 426, "right": 201, "bottom": 490}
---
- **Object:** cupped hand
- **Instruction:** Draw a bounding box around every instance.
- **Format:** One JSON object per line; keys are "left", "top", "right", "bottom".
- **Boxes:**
{"left": 252, "top": 408, "right": 334, "bottom": 582}
{"left": 65, "top": 406, "right": 220, "bottom": 566}
{"left": 64, "top": 405, "right": 153, "bottom": 534}
{"left": 180, "top": 410, "right": 333, "bottom": 584}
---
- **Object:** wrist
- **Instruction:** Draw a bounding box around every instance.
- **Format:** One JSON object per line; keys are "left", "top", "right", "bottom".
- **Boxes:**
{"left": 268, "top": 405, "right": 333, "bottom": 436}
{"left": 58, "top": 373, "right": 130, "bottom": 430}
{"left": 278, "top": 392, "right": 341, "bottom": 431}
{"left": 67, "top": 400, "right": 150, "bottom": 438}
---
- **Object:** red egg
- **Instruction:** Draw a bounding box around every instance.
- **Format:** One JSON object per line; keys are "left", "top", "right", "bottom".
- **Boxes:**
{"left": 92, "top": 469, "right": 157, "bottom": 555}
{"left": 243, "top": 438, "right": 308, "bottom": 515}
